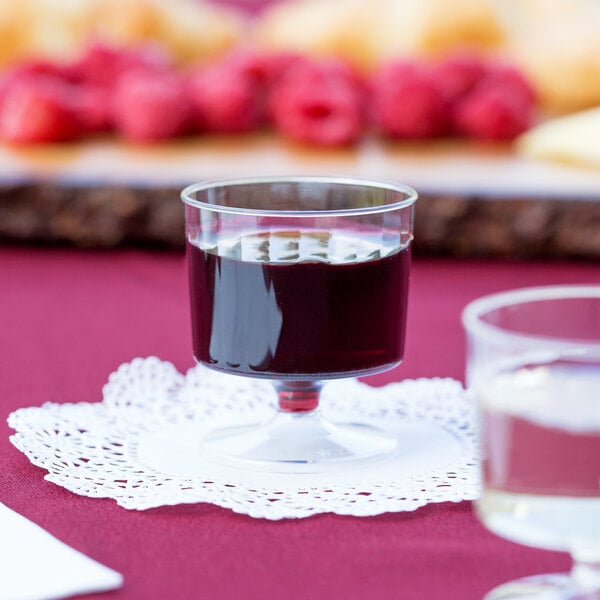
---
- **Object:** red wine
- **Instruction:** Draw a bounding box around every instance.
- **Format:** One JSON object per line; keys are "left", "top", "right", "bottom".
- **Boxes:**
{"left": 187, "top": 230, "right": 410, "bottom": 379}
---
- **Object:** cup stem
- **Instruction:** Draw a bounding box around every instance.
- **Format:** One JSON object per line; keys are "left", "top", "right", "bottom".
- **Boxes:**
{"left": 276, "top": 380, "right": 321, "bottom": 413}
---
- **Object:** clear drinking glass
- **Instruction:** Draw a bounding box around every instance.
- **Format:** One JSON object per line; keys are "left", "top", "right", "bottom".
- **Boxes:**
{"left": 462, "top": 285, "right": 600, "bottom": 599}
{"left": 181, "top": 176, "right": 416, "bottom": 473}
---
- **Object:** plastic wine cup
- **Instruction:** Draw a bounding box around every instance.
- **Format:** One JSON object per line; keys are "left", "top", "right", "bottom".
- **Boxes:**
{"left": 181, "top": 176, "right": 417, "bottom": 473}
{"left": 463, "top": 285, "right": 600, "bottom": 599}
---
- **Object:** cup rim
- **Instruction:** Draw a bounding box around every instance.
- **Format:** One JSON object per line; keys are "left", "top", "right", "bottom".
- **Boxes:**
{"left": 462, "top": 284, "right": 600, "bottom": 345}
{"left": 180, "top": 175, "right": 418, "bottom": 216}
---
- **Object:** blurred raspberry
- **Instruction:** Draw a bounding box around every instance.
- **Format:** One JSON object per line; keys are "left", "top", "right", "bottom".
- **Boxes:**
{"left": 4, "top": 59, "right": 80, "bottom": 83}
{"left": 257, "top": 52, "right": 310, "bottom": 86}
{"left": 112, "top": 70, "right": 191, "bottom": 141}
{"left": 371, "top": 60, "right": 421, "bottom": 86}
{"left": 269, "top": 58, "right": 364, "bottom": 145}
{"left": 0, "top": 60, "right": 79, "bottom": 109}
{"left": 187, "top": 61, "right": 264, "bottom": 133}
{"left": 219, "top": 48, "right": 307, "bottom": 87}
{"left": 74, "top": 41, "right": 172, "bottom": 87}
{"left": 0, "top": 73, "right": 18, "bottom": 108}
{"left": 454, "top": 86, "right": 532, "bottom": 140}
{"left": 75, "top": 85, "right": 113, "bottom": 133}
{"left": 371, "top": 61, "right": 449, "bottom": 139}
{"left": 430, "top": 54, "right": 487, "bottom": 102}
{"left": 277, "top": 56, "right": 364, "bottom": 92}
{"left": 0, "top": 77, "right": 82, "bottom": 143}
{"left": 483, "top": 63, "right": 536, "bottom": 106}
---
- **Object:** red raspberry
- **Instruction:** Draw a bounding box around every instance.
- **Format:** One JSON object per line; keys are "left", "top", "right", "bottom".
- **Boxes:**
{"left": 0, "top": 59, "right": 80, "bottom": 109}
{"left": 0, "top": 77, "right": 82, "bottom": 143}
{"left": 430, "top": 54, "right": 487, "bottom": 102}
{"left": 74, "top": 85, "right": 113, "bottom": 133}
{"left": 218, "top": 48, "right": 307, "bottom": 87}
{"left": 483, "top": 63, "right": 536, "bottom": 106}
{"left": 453, "top": 86, "right": 532, "bottom": 140}
{"left": 74, "top": 41, "right": 172, "bottom": 88}
{"left": 277, "top": 57, "right": 364, "bottom": 91}
{"left": 371, "top": 60, "right": 421, "bottom": 85}
{"left": 0, "top": 73, "right": 18, "bottom": 108}
{"left": 112, "top": 70, "right": 191, "bottom": 141}
{"left": 371, "top": 61, "right": 449, "bottom": 139}
{"left": 5, "top": 59, "right": 80, "bottom": 83}
{"left": 255, "top": 52, "right": 310, "bottom": 86}
{"left": 269, "top": 58, "right": 364, "bottom": 145}
{"left": 186, "top": 62, "right": 264, "bottom": 133}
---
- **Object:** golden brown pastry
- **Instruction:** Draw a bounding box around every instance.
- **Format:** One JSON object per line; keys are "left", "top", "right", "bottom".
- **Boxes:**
{"left": 88, "top": 0, "right": 246, "bottom": 65}
{"left": 365, "top": 0, "right": 505, "bottom": 62}
{"left": 254, "top": 0, "right": 506, "bottom": 70}
{"left": 0, "top": 0, "right": 245, "bottom": 68}
{"left": 496, "top": 0, "right": 600, "bottom": 112}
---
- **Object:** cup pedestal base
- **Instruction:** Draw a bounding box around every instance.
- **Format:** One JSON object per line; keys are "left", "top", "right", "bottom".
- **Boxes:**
{"left": 199, "top": 409, "right": 398, "bottom": 474}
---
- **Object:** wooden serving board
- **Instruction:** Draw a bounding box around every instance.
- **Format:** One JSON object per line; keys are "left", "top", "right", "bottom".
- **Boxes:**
{"left": 0, "top": 133, "right": 599, "bottom": 257}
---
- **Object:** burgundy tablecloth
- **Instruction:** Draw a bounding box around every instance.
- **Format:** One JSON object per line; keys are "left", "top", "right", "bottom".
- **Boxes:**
{"left": 2, "top": 246, "right": 599, "bottom": 600}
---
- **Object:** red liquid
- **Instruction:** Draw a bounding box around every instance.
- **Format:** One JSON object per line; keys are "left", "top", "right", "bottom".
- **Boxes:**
{"left": 187, "top": 232, "right": 410, "bottom": 379}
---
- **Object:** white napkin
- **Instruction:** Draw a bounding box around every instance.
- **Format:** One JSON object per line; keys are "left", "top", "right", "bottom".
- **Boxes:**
{"left": 0, "top": 502, "right": 123, "bottom": 600}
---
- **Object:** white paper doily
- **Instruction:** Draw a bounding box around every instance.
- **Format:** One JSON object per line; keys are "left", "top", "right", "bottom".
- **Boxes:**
{"left": 8, "top": 357, "right": 479, "bottom": 520}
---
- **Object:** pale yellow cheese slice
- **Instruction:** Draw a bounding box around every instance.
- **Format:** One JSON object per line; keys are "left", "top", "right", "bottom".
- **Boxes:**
{"left": 517, "top": 107, "right": 600, "bottom": 168}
